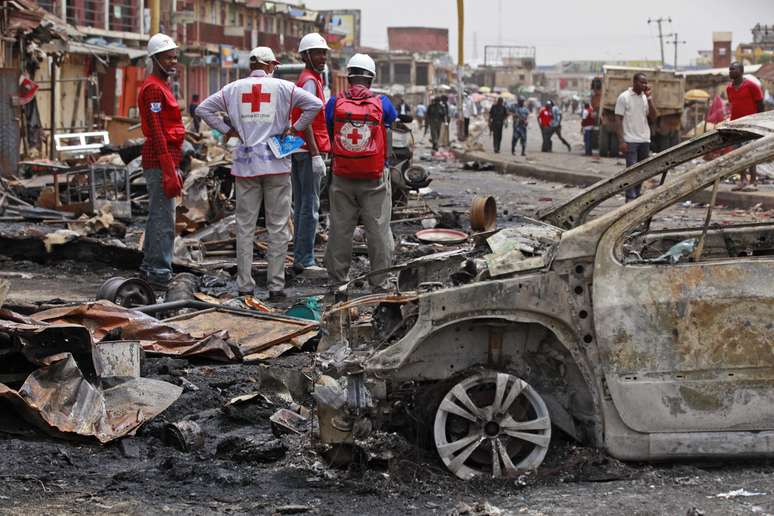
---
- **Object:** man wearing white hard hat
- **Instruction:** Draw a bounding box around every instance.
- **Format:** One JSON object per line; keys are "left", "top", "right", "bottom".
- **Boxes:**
{"left": 324, "top": 53, "right": 398, "bottom": 291}
{"left": 290, "top": 33, "right": 330, "bottom": 275}
{"left": 138, "top": 33, "right": 185, "bottom": 290}
{"left": 196, "top": 47, "right": 323, "bottom": 300}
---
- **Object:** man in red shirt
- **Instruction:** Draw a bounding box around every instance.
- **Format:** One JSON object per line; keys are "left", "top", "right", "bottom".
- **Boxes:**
{"left": 538, "top": 102, "right": 554, "bottom": 152}
{"left": 138, "top": 34, "right": 185, "bottom": 289}
{"left": 727, "top": 61, "right": 764, "bottom": 191}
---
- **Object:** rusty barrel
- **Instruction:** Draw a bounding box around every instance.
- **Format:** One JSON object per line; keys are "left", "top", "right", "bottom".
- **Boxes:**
{"left": 470, "top": 195, "right": 497, "bottom": 231}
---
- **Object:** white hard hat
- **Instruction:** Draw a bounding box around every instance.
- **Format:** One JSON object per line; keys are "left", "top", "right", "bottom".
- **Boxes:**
{"left": 250, "top": 46, "right": 279, "bottom": 65}
{"left": 299, "top": 33, "right": 329, "bottom": 53}
{"left": 346, "top": 53, "right": 376, "bottom": 77}
{"left": 147, "top": 33, "right": 178, "bottom": 57}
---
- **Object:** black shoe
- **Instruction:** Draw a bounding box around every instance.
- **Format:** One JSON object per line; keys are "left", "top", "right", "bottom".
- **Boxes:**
{"left": 268, "top": 290, "right": 287, "bottom": 301}
{"left": 521, "top": 151, "right": 526, "bottom": 156}
{"left": 565, "top": 143, "right": 572, "bottom": 152}
{"left": 139, "top": 274, "right": 169, "bottom": 291}
{"left": 292, "top": 262, "right": 305, "bottom": 275}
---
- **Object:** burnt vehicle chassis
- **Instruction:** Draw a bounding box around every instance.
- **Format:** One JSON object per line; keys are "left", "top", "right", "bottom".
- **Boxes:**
{"left": 316, "top": 112, "right": 774, "bottom": 480}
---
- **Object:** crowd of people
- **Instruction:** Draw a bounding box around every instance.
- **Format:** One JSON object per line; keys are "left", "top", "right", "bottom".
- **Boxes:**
{"left": 138, "top": 32, "right": 397, "bottom": 298}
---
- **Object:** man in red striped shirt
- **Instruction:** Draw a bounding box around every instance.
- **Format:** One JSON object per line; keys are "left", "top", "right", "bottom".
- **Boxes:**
{"left": 138, "top": 34, "right": 185, "bottom": 290}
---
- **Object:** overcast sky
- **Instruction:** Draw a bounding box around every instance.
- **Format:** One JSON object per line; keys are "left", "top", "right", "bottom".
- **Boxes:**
{"left": 307, "top": 0, "right": 772, "bottom": 66}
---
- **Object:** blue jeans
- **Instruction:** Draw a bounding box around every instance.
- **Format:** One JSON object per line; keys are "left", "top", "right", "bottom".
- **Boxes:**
{"left": 291, "top": 153, "right": 321, "bottom": 267}
{"left": 624, "top": 142, "right": 650, "bottom": 201}
{"left": 140, "top": 168, "right": 175, "bottom": 283}
{"left": 583, "top": 128, "right": 593, "bottom": 156}
{"left": 512, "top": 125, "right": 527, "bottom": 153}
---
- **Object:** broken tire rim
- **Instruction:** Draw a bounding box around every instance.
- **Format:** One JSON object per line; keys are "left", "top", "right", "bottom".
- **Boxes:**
{"left": 96, "top": 276, "right": 156, "bottom": 308}
{"left": 433, "top": 371, "right": 551, "bottom": 480}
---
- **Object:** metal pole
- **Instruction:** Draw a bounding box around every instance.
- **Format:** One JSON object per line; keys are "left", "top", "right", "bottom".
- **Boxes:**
{"left": 150, "top": 0, "right": 160, "bottom": 34}
{"left": 456, "top": 0, "right": 464, "bottom": 142}
{"left": 648, "top": 17, "right": 671, "bottom": 67}
{"left": 674, "top": 32, "right": 678, "bottom": 69}
{"left": 658, "top": 19, "right": 665, "bottom": 66}
{"left": 49, "top": 58, "right": 56, "bottom": 160}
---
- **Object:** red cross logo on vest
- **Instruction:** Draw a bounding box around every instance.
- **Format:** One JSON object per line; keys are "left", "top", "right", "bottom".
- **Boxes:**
{"left": 242, "top": 84, "right": 272, "bottom": 113}
{"left": 339, "top": 122, "right": 371, "bottom": 152}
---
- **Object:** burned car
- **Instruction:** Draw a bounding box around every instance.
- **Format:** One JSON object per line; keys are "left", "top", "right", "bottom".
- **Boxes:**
{"left": 316, "top": 111, "right": 774, "bottom": 480}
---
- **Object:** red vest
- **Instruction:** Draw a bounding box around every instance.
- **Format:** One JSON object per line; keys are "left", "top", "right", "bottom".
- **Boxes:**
{"left": 538, "top": 107, "right": 553, "bottom": 128}
{"left": 138, "top": 75, "right": 185, "bottom": 150}
{"left": 292, "top": 69, "right": 331, "bottom": 153}
{"left": 331, "top": 93, "right": 385, "bottom": 180}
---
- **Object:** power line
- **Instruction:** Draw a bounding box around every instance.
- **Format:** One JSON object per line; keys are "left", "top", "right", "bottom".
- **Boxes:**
{"left": 648, "top": 17, "right": 672, "bottom": 66}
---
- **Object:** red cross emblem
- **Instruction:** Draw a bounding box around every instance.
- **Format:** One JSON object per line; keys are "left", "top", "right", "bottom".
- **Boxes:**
{"left": 346, "top": 128, "right": 362, "bottom": 145}
{"left": 241, "top": 84, "right": 272, "bottom": 113}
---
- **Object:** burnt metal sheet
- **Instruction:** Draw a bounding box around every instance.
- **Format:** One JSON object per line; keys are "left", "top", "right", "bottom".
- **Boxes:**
{"left": 0, "top": 308, "right": 94, "bottom": 384}
{"left": 32, "top": 301, "right": 238, "bottom": 362}
{"left": 0, "top": 353, "right": 181, "bottom": 443}
{"left": 163, "top": 308, "right": 318, "bottom": 358}
{"left": 0, "top": 69, "right": 20, "bottom": 178}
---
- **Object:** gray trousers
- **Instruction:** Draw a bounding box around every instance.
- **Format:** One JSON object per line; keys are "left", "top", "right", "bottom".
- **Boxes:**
{"left": 235, "top": 173, "right": 292, "bottom": 293}
{"left": 325, "top": 171, "right": 394, "bottom": 287}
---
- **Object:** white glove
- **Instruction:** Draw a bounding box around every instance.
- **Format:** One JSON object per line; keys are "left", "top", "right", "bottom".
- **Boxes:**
{"left": 311, "top": 154, "right": 326, "bottom": 176}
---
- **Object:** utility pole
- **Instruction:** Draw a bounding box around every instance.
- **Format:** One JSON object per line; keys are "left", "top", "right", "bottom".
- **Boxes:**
{"left": 150, "top": 0, "right": 160, "bottom": 34}
{"left": 457, "top": 0, "right": 465, "bottom": 141}
{"left": 648, "top": 17, "right": 671, "bottom": 66}
{"left": 667, "top": 32, "right": 687, "bottom": 70}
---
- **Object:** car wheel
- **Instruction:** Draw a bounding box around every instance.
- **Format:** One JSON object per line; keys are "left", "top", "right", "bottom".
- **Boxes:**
{"left": 433, "top": 370, "right": 551, "bottom": 480}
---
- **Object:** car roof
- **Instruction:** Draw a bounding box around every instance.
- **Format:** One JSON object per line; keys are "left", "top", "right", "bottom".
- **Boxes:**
{"left": 539, "top": 111, "right": 774, "bottom": 230}
{"left": 721, "top": 110, "right": 774, "bottom": 136}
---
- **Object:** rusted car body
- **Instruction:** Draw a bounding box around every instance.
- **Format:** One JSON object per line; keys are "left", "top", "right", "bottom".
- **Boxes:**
{"left": 317, "top": 112, "right": 774, "bottom": 480}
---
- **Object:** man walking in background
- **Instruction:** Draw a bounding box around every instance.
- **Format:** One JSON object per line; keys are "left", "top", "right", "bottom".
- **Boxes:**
{"left": 615, "top": 72, "right": 656, "bottom": 201}
{"left": 510, "top": 96, "right": 529, "bottom": 156}
{"left": 291, "top": 33, "right": 329, "bottom": 274}
{"left": 427, "top": 97, "right": 446, "bottom": 151}
{"left": 489, "top": 97, "right": 507, "bottom": 153}
{"left": 727, "top": 61, "right": 764, "bottom": 191}
{"left": 550, "top": 100, "right": 572, "bottom": 152}
{"left": 462, "top": 93, "right": 476, "bottom": 139}
{"left": 197, "top": 46, "right": 322, "bottom": 299}
{"left": 538, "top": 101, "right": 554, "bottom": 152}
{"left": 581, "top": 102, "right": 594, "bottom": 156}
{"left": 188, "top": 94, "right": 201, "bottom": 133}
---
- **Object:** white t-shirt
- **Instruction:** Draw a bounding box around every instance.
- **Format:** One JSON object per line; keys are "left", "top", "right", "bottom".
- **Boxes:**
{"left": 614, "top": 88, "right": 650, "bottom": 143}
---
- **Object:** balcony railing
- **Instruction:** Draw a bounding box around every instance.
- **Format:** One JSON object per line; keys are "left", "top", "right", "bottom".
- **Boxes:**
{"left": 36, "top": 0, "right": 141, "bottom": 33}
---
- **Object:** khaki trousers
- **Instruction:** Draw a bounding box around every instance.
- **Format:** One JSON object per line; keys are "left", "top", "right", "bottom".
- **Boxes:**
{"left": 325, "top": 171, "right": 394, "bottom": 287}
{"left": 235, "top": 173, "right": 291, "bottom": 293}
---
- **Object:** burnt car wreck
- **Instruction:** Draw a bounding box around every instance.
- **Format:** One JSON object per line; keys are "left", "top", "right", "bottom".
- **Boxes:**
{"left": 315, "top": 112, "right": 774, "bottom": 480}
